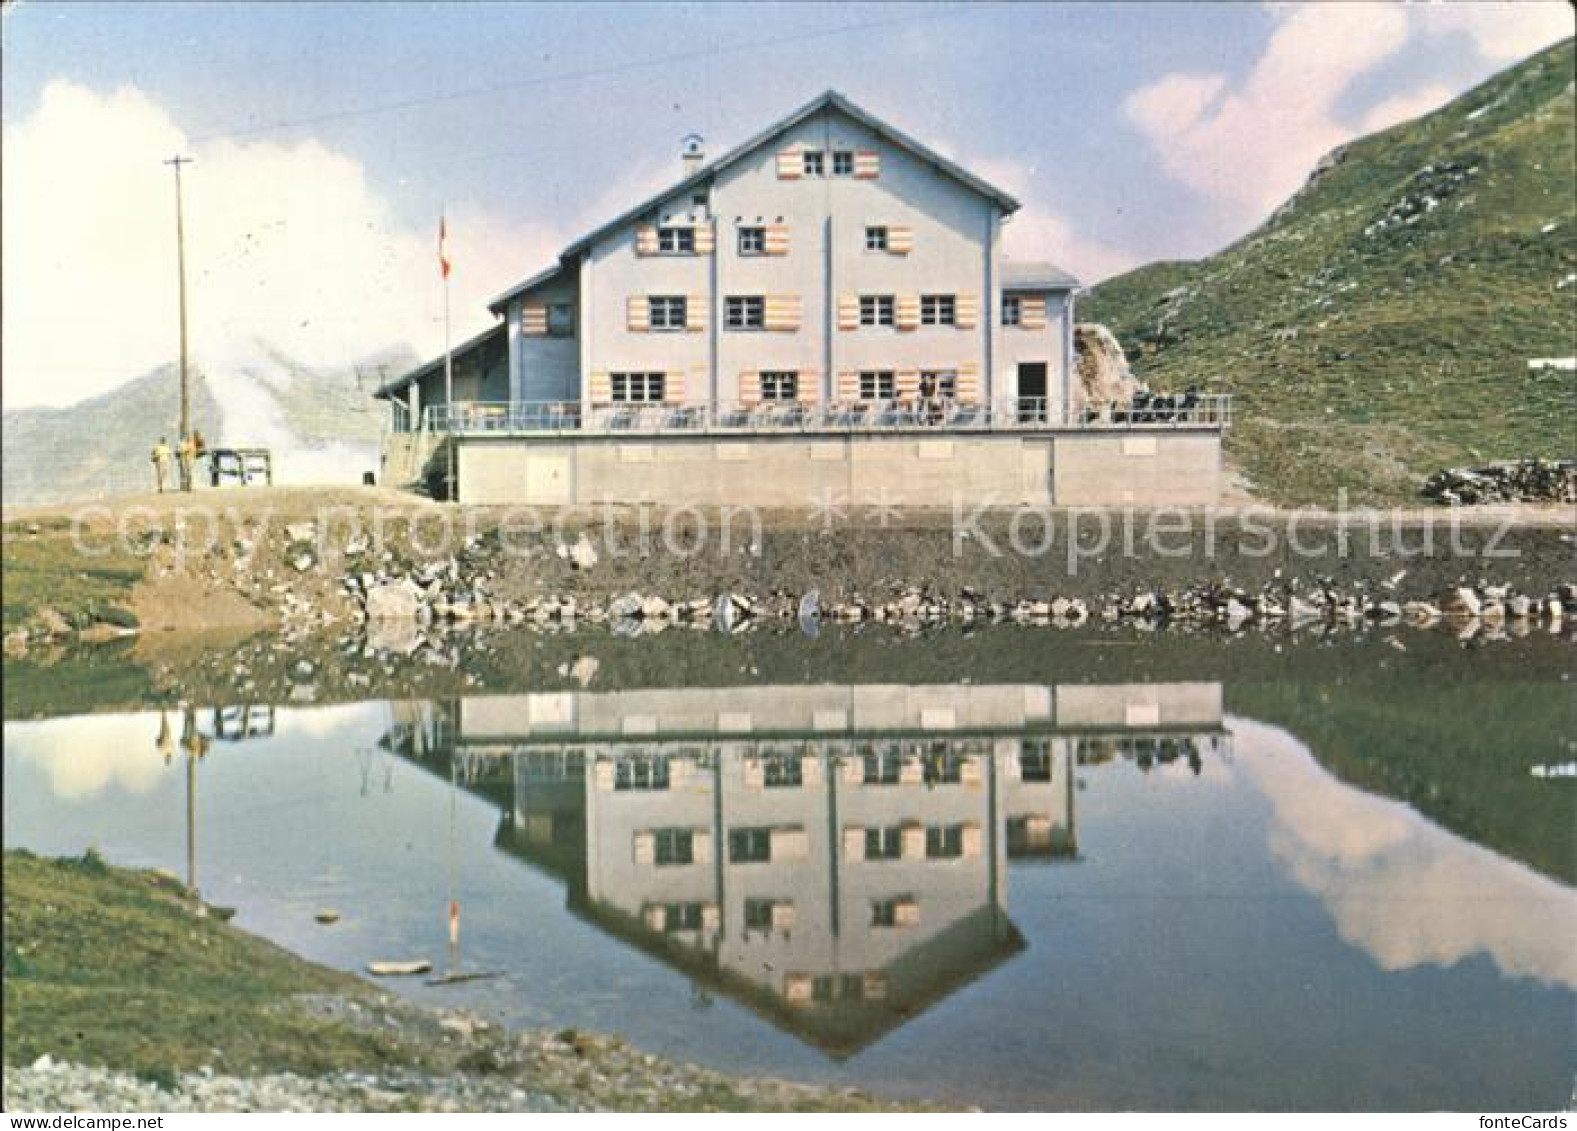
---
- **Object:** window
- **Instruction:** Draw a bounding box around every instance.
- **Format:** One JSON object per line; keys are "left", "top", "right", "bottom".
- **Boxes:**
{"left": 921, "top": 294, "right": 956, "bottom": 326}
{"left": 725, "top": 295, "right": 765, "bottom": 330}
{"left": 859, "top": 370, "right": 895, "bottom": 400}
{"left": 657, "top": 226, "right": 695, "bottom": 254}
{"left": 614, "top": 755, "right": 670, "bottom": 791}
{"left": 611, "top": 372, "right": 666, "bottom": 403}
{"left": 763, "top": 754, "right": 803, "bottom": 788}
{"left": 859, "top": 295, "right": 895, "bottom": 326}
{"left": 919, "top": 370, "right": 958, "bottom": 400}
{"left": 865, "top": 826, "right": 903, "bottom": 860}
{"left": 729, "top": 827, "right": 772, "bottom": 863}
{"left": 802, "top": 150, "right": 825, "bottom": 177}
{"left": 862, "top": 749, "right": 903, "bottom": 784}
{"left": 832, "top": 150, "right": 854, "bottom": 176}
{"left": 547, "top": 302, "right": 574, "bottom": 337}
{"left": 871, "top": 898, "right": 910, "bottom": 927}
{"left": 744, "top": 899, "right": 776, "bottom": 930}
{"left": 813, "top": 974, "right": 864, "bottom": 1002}
{"left": 926, "top": 824, "right": 964, "bottom": 859}
{"left": 760, "top": 371, "right": 799, "bottom": 401}
{"left": 662, "top": 902, "right": 705, "bottom": 932}
{"left": 655, "top": 828, "right": 694, "bottom": 866}
{"left": 737, "top": 226, "right": 765, "bottom": 255}
{"left": 1020, "top": 742, "right": 1053, "bottom": 783}
{"left": 649, "top": 295, "right": 687, "bottom": 331}
{"left": 864, "top": 226, "right": 889, "bottom": 252}
{"left": 1002, "top": 295, "right": 1022, "bottom": 326}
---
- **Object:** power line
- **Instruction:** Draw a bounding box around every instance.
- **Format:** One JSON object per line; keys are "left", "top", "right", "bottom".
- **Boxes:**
{"left": 187, "top": 6, "right": 993, "bottom": 145}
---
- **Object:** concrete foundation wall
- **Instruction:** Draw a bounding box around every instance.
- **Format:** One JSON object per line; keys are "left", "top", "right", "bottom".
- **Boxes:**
{"left": 1049, "top": 432, "right": 1221, "bottom": 507}
{"left": 452, "top": 429, "right": 1222, "bottom": 508}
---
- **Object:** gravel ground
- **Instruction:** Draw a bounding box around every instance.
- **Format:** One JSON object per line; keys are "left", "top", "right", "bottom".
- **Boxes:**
{"left": 4, "top": 994, "right": 921, "bottom": 1113}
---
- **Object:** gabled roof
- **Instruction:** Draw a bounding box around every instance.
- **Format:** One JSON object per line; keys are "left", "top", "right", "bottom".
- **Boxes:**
{"left": 486, "top": 262, "right": 569, "bottom": 315}
{"left": 374, "top": 320, "right": 505, "bottom": 398}
{"left": 488, "top": 90, "right": 1023, "bottom": 314}
{"left": 1003, "top": 260, "right": 1081, "bottom": 292}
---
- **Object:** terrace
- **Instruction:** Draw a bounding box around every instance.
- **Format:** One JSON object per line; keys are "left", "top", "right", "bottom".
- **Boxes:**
{"left": 405, "top": 393, "right": 1232, "bottom": 436}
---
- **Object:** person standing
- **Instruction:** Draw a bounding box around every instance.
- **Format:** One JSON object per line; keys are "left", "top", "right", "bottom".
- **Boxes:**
{"left": 151, "top": 437, "right": 173, "bottom": 493}
{"left": 177, "top": 433, "right": 197, "bottom": 491}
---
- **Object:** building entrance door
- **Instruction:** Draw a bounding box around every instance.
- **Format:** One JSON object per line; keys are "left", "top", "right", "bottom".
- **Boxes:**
{"left": 1017, "top": 362, "right": 1048, "bottom": 423}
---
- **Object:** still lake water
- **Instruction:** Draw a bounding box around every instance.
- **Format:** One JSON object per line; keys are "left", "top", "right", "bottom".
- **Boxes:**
{"left": 5, "top": 631, "right": 1574, "bottom": 1111}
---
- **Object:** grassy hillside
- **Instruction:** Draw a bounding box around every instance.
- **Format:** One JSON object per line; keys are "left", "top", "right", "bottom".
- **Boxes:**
{"left": 1084, "top": 39, "right": 1576, "bottom": 504}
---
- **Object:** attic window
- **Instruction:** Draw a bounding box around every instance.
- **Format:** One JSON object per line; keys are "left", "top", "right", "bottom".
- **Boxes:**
{"left": 1002, "top": 296, "right": 1022, "bottom": 326}
{"left": 801, "top": 150, "right": 825, "bottom": 177}
{"left": 832, "top": 150, "right": 854, "bottom": 176}
{"left": 548, "top": 302, "right": 574, "bottom": 336}
{"left": 657, "top": 226, "right": 695, "bottom": 254}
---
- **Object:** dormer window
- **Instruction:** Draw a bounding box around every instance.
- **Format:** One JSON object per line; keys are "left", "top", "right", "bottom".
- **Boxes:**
{"left": 802, "top": 150, "right": 825, "bottom": 177}
{"left": 657, "top": 226, "right": 695, "bottom": 254}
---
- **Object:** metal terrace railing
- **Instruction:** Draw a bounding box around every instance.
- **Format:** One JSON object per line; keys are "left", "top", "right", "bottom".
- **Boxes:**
{"left": 416, "top": 394, "right": 1232, "bottom": 436}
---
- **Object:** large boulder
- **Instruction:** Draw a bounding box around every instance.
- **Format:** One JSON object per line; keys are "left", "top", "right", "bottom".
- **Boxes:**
{"left": 365, "top": 579, "right": 422, "bottom": 620}
{"left": 1072, "top": 323, "right": 1143, "bottom": 415}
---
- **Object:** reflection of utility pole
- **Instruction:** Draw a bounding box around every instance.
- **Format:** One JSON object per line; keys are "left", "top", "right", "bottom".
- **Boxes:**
{"left": 179, "top": 705, "right": 209, "bottom": 892}
{"left": 164, "top": 155, "right": 195, "bottom": 492}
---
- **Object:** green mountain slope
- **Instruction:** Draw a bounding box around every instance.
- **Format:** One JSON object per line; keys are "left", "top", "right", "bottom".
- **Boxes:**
{"left": 1084, "top": 39, "right": 1576, "bottom": 504}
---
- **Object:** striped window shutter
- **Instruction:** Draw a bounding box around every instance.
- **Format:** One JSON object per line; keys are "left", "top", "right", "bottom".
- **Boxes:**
{"left": 900, "top": 822, "right": 926, "bottom": 859}
{"left": 956, "top": 293, "right": 979, "bottom": 330}
{"left": 633, "top": 831, "right": 655, "bottom": 865}
{"left": 896, "top": 294, "right": 921, "bottom": 331}
{"left": 887, "top": 226, "right": 913, "bottom": 255}
{"left": 693, "top": 224, "right": 715, "bottom": 254}
{"left": 743, "top": 757, "right": 765, "bottom": 790}
{"left": 520, "top": 302, "right": 549, "bottom": 336}
{"left": 854, "top": 150, "right": 880, "bottom": 179}
{"left": 837, "top": 295, "right": 860, "bottom": 331}
{"left": 692, "top": 829, "right": 713, "bottom": 865}
{"left": 1021, "top": 296, "right": 1048, "bottom": 329}
{"left": 842, "top": 826, "right": 866, "bottom": 860}
{"left": 738, "top": 371, "right": 761, "bottom": 406}
{"left": 626, "top": 295, "right": 650, "bottom": 331}
{"left": 686, "top": 294, "right": 707, "bottom": 332}
{"left": 764, "top": 294, "right": 801, "bottom": 332}
{"left": 643, "top": 905, "right": 666, "bottom": 931}
{"left": 701, "top": 903, "right": 721, "bottom": 931}
{"left": 770, "top": 902, "right": 796, "bottom": 930}
{"left": 956, "top": 362, "right": 981, "bottom": 404}
{"left": 776, "top": 149, "right": 802, "bottom": 179}
{"left": 635, "top": 224, "right": 659, "bottom": 255}
{"left": 961, "top": 822, "right": 984, "bottom": 858}
{"left": 800, "top": 753, "right": 823, "bottom": 785}
{"left": 960, "top": 756, "right": 983, "bottom": 785}
{"left": 589, "top": 372, "right": 612, "bottom": 405}
{"left": 796, "top": 369, "right": 821, "bottom": 405}
{"left": 837, "top": 370, "right": 862, "bottom": 400}
{"left": 664, "top": 371, "right": 686, "bottom": 405}
{"left": 893, "top": 899, "right": 921, "bottom": 928}
{"left": 863, "top": 973, "right": 889, "bottom": 1000}
{"left": 764, "top": 224, "right": 790, "bottom": 255}
{"left": 593, "top": 760, "right": 615, "bottom": 790}
{"left": 895, "top": 369, "right": 920, "bottom": 404}
{"left": 899, "top": 758, "right": 924, "bottom": 785}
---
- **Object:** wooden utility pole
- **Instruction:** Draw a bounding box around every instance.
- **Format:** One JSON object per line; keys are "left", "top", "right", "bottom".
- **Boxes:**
{"left": 164, "top": 156, "right": 194, "bottom": 491}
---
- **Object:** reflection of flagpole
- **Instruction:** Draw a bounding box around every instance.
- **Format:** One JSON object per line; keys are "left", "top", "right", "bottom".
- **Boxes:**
{"left": 448, "top": 748, "right": 459, "bottom": 976}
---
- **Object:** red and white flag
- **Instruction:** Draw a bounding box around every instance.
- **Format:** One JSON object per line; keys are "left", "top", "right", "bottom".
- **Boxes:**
{"left": 438, "top": 216, "right": 452, "bottom": 279}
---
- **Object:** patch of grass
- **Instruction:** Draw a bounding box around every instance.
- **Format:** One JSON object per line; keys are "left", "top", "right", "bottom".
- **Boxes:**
{"left": 1, "top": 851, "right": 421, "bottom": 1079}
{"left": 1084, "top": 39, "right": 1577, "bottom": 504}
{"left": 2, "top": 523, "right": 145, "bottom": 632}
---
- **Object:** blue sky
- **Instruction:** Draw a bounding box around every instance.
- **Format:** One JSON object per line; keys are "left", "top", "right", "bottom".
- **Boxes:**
{"left": 2, "top": 1, "right": 1570, "bottom": 406}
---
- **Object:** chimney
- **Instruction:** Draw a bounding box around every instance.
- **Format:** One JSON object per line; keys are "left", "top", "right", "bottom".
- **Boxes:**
{"left": 681, "top": 133, "right": 705, "bottom": 177}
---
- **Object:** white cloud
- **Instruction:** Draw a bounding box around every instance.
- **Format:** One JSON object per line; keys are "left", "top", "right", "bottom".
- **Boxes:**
{"left": 1412, "top": 0, "right": 1573, "bottom": 63}
{"left": 1234, "top": 717, "right": 1577, "bottom": 990}
{"left": 1122, "top": 2, "right": 1570, "bottom": 224}
{"left": 10, "top": 712, "right": 173, "bottom": 802}
{"left": 1, "top": 81, "right": 559, "bottom": 410}
{"left": 1359, "top": 83, "right": 1456, "bottom": 133}
{"left": 1123, "top": 3, "right": 1412, "bottom": 217}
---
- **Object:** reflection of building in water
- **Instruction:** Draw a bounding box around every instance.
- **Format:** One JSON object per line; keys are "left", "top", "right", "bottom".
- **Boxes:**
{"left": 385, "top": 681, "right": 1226, "bottom": 1056}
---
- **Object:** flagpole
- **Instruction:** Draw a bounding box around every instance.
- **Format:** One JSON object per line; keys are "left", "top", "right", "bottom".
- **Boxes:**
{"left": 442, "top": 211, "right": 455, "bottom": 501}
